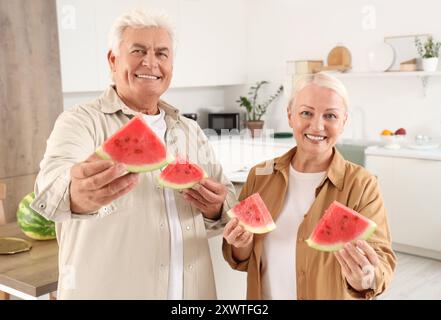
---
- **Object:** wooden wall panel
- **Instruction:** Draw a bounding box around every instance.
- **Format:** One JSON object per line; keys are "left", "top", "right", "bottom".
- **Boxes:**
{"left": 0, "top": 174, "right": 37, "bottom": 222}
{"left": 0, "top": 0, "right": 63, "bottom": 222}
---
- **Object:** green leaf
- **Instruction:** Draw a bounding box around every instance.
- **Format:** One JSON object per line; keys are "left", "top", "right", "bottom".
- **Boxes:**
{"left": 237, "top": 81, "right": 284, "bottom": 121}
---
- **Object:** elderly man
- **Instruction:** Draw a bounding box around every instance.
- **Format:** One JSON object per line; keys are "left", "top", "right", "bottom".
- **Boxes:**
{"left": 31, "top": 9, "right": 236, "bottom": 299}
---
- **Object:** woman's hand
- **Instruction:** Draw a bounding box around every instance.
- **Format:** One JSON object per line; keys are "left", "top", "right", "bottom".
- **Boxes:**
{"left": 223, "top": 218, "right": 254, "bottom": 262}
{"left": 224, "top": 218, "right": 254, "bottom": 248}
{"left": 334, "top": 240, "right": 379, "bottom": 292}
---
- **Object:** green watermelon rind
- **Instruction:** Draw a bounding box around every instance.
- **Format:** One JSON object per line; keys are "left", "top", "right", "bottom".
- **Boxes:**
{"left": 305, "top": 220, "right": 377, "bottom": 252}
{"left": 95, "top": 147, "right": 173, "bottom": 173}
{"left": 16, "top": 193, "right": 56, "bottom": 241}
{"left": 157, "top": 171, "right": 209, "bottom": 190}
{"left": 226, "top": 208, "right": 277, "bottom": 234}
{"left": 22, "top": 231, "right": 56, "bottom": 241}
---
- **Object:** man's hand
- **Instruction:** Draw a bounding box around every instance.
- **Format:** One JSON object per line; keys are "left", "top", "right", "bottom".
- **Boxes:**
{"left": 182, "top": 178, "right": 227, "bottom": 220}
{"left": 70, "top": 154, "right": 140, "bottom": 214}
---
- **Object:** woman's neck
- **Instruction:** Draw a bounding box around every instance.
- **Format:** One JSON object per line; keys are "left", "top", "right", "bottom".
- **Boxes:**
{"left": 291, "top": 148, "right": 334, "bottom": 173}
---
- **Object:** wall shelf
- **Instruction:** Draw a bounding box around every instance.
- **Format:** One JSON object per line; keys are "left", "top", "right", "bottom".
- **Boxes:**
{"left": 330, "top": 71, "right": 441, "bottom": 78}
{"left": 330, "top": 71, "right": 441, "bottom": 97}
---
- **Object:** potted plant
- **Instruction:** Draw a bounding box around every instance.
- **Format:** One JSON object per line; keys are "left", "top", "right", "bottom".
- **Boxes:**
{"left": 415, "top": 36, "right": 441, "bottom": 72}
{"left": 236, "top": 81, "right": 283, "bottom": 137}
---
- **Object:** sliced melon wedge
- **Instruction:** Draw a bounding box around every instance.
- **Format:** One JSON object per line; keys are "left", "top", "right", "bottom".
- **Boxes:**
{"left": 227, "top": 193, "right": 276, "bottom": 234}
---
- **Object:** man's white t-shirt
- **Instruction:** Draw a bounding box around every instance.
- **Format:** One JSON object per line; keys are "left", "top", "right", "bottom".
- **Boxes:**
{"left": 261, "top": 165, "right": 325, "bottom": 300}
{"left": 143, "top": 110, "right": 183, "bottom": 300}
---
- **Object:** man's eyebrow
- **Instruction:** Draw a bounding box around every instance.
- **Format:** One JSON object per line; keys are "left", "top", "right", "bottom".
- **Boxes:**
{"left": 130, "top": 43, "right": 147, "bottom": 50}
{"left": 130, "top": 44, "right": 170, "bottom": 52}
{"left": 156, "top": 47, "right": 170, "bottom": 52}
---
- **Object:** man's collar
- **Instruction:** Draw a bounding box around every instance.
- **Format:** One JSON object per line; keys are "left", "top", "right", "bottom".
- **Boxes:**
{"left": 274, "top": 146, "right": 346, "bottom": 191}
{"left": 99, "top": 85, "right": 180, "bottom": 120}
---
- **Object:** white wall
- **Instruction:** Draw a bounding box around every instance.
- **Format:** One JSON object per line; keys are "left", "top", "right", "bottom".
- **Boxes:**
{"left": 223, "top": 0, "right": 441, "bottom": 140}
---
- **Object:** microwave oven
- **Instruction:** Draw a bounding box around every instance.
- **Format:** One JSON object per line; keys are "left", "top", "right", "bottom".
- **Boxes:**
{"left": 208, "top": 113, "right": 240, "bottom": 134}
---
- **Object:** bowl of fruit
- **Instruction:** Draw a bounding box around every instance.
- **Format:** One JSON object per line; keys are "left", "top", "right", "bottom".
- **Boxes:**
{"left": 380, "top": 128, "right": 406, "bottom": 149}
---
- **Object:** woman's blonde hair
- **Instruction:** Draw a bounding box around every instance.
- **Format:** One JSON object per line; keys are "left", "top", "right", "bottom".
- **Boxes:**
{"left": 289, "top": 72, "right": 349, "bottom": 110}
{"left": 108, "top": 8, "right": 176, "bottom": 56}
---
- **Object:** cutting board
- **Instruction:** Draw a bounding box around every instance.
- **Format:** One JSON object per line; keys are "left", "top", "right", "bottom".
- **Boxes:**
{"left": 314, "top": 44, "right": 352, "bottom": 73}
{"left": 327, "top": 45, "right": 352, "bottom": 67}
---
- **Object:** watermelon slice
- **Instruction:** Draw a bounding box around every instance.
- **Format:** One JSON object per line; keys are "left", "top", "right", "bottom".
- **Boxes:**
{"left": 96, "top": 114, "right": 172, "bottom": 172}
{"left": 306, "top": 201, "right": 377, "bottom": 252}
{"left": 227, "top": 193, "right": 276, "bottom": 234}
{"left": 157, "top": 157, "right": 208, "bottom": 189}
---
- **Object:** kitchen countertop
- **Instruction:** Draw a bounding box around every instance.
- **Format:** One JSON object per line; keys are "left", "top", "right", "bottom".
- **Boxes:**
{"left": 209, "top": 136, "right": 295, "bottom": 183}
{"left": 0, "top": 223, "right": 58, "bottom": 299}
{"left": 365, "top": 145, "right": 441, "bottom": 161}
{"left": 208, "top": 135, "right": 295, "bottom": 147}
{"left": 209, "top": 136, "right": 380, "bottom": 183}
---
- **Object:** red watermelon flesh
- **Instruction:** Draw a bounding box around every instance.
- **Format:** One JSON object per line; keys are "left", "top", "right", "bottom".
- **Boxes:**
{"left": 96, "top": 114, "right": 172, "bottom": 172}
{"left": 157, "top": 157, "right": 208, "bottom": 190}
{"left": 227, "top": 193, "right": 276, "bottom": 234}
{"left": 306, "top": 201, "right": 377, "bottom": 252}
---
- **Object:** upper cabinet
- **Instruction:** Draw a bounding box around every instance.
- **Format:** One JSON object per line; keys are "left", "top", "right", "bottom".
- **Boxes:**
{"left": 172, "top": 0, "right": 246, "bottom": 87}
{"left": 56, "top": 0, "right": 246, "bottom": 93}
{"left": 56, "top": 0, "right": 101, "bottom": 92}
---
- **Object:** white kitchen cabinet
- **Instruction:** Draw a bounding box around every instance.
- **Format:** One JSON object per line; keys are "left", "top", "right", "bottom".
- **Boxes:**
{"left": 365, "top": 154, "right": 441, "bottom": 259}
{"left": 208, "top": 234, "right": 247, "bottom": 299}
{"left": 56, "top": 0, "right": 246, "bottom": 92}
{"left": 56, "top": 0, "right": 101, "bottom": 92}
{"left": 210, "top": 138, "right": 293, "bottom": 182}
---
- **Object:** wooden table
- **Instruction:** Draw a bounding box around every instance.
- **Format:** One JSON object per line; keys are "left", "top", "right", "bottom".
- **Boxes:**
{"left": 0, "top": 222, "right": 58, "bottom": 299}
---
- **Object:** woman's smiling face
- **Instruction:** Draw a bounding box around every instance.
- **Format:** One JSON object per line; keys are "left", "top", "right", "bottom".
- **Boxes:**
{"left": 288, "top": 83, "right": 347, "bottom": 158}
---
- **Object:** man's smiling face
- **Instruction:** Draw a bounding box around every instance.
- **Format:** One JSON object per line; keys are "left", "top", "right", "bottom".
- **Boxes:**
{"left": 108, "top": 27, "right": 173, "bottom": 109}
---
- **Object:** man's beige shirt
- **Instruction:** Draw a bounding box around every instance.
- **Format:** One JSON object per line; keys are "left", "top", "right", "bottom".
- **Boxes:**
{"left": 31, "top": 86, "right": 236, "bottom": 299}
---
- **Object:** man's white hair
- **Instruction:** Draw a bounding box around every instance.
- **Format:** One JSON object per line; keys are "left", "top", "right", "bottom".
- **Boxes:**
{"left": 108, "top": 8, "right": 176, "bottom": 56}
{"left": 289, "top": 72, "right": 349, "bottom": 110}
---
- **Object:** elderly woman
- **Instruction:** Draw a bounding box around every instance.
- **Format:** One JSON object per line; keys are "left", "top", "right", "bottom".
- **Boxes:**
{"left": 223, "top": 72, "right": 396, "bottom": 300}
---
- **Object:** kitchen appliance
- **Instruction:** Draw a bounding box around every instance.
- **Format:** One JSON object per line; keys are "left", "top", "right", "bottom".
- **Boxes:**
{"left": 208, "top": 113, "right": 240, "bottom": 134}
{"left": 182, "top": 113, "right": 198, "bottom": 121}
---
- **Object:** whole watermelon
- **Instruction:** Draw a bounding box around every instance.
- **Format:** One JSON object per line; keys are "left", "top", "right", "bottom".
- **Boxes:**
{"left": 16, "top": 192, "right": 56, "bottom": 240}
